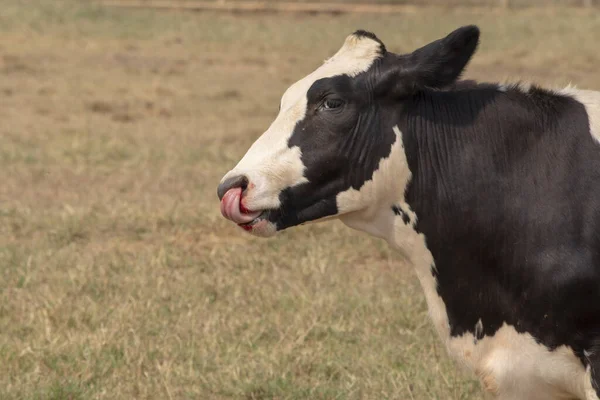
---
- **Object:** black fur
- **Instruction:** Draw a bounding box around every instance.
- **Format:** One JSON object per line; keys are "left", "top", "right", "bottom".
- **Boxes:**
{"left": 400, "top": 84, "right": 600, "bottom": 373}
{"left": 392, "top": 204, "right": 411, "bottom": 225}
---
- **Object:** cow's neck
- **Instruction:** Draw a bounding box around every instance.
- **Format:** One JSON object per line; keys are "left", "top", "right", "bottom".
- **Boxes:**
{"left": 338, "top": 118, "right": 456, "bottom": 341}
{"left": 340, "top": 86, "right": 497, "bottom": 236}
{"left": 338, "top": 86, "right": 505, "bottom": 341}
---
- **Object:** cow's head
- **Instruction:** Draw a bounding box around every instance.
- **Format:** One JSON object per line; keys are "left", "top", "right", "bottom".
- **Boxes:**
{"left": 218, "top": 26, "right": 480, "bottom": 237}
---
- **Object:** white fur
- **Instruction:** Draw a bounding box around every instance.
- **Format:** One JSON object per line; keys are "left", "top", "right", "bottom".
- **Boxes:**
{"left": 449, "top": 325, "right": 591, "bottom": 399}
{"left": 219, "top": 33, "right": 383, "bottom": 227}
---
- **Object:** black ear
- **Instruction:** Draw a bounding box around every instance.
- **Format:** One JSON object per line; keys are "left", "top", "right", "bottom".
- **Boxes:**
{"left": 377, "top": 25, "right": 480, "bottom": 96}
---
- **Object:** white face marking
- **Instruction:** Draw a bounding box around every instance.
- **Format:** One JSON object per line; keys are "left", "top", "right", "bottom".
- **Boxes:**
{"left": 559, "top": 86, "right": 600, "bottom": 144}
{"left": 220, "top": 34, "right": 383, "bottom": 220}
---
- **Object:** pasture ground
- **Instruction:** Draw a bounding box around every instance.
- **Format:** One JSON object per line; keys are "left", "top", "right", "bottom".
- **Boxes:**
{"left": 1, "top": 1, "right": 599, "bottom": 399}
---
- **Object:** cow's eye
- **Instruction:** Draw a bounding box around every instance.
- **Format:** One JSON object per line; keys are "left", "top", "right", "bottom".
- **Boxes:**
{"left": 320, "top": 98, "right": 344, "bottom": 111}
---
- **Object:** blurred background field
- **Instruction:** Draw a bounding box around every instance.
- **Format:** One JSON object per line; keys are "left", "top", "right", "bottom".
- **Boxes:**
{"left": 1, "top": 1, "right": 599, "bottom": 399}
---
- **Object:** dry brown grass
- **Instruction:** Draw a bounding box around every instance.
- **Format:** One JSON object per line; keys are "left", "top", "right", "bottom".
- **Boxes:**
{"left": 1, "top": 1, "right": 600, "bottom": 399}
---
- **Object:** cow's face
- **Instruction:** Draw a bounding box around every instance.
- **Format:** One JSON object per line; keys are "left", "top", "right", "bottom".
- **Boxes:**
{"left": 218, "top": 26, "right": 480, "bottom": 237}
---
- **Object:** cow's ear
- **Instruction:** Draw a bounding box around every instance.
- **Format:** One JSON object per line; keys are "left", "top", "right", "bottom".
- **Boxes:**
{"left": 376, "top": 25, "right": 480, "bottom": 97}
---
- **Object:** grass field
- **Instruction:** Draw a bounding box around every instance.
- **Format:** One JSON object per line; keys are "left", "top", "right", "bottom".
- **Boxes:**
{"left": 1, "top": 1, "right": 600, "bottom": 399}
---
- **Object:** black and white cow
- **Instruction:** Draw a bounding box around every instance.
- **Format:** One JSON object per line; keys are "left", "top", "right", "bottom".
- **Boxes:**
{"left": 217, "top": 25, "right": 600, "bottom": 399}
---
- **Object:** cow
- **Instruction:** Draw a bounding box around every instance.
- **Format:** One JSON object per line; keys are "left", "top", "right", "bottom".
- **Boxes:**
{"left": 216, "top": 25, "right": 600, "bottom": 399}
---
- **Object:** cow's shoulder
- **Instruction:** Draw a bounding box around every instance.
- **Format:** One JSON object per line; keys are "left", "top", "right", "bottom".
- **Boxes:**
{"left": 558, "top": 87, "right": 600, "bottom": 143}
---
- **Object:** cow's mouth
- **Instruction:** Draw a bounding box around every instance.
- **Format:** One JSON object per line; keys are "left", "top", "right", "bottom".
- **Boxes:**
{"left": 236, "top": 211, "right": 269, "bottom": 231}
{"left": 220, "top": 187, "right": 266, "bottom": 230}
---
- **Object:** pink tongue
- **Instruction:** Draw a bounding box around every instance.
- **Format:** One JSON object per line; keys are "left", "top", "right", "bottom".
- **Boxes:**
{"left": 220, "top": 188, "right": 261, "bottom": 224}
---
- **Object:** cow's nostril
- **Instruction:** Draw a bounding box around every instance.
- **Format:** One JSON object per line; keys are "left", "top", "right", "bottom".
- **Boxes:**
{"left": 217, "top": 175, "right": 249, "bottom": 200}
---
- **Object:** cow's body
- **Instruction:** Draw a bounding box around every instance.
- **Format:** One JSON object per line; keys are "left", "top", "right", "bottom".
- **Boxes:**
{"left": 349, "top": 85, "right": 600, "bottom": 399}
{"left": 217, "top": 26, "right": 600, "bottom": 399}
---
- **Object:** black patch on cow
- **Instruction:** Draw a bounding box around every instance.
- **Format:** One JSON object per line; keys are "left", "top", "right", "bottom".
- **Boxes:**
{"left": 401, "top": 82, "right": 600, "bottom": 381}
{"left": 352, "top": 30, "right": 386, "bottom": 54}
{"left": 265, "top": 67, "right": 397, "bottom": 230}
{"left": 392, "top": 204, "right": 410, "bottom": 225}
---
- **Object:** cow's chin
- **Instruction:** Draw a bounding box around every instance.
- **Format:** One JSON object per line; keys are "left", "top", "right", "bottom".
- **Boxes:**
{"left": 233, "top": 212, "right": 278, "bottom": 237}
{"left": 243, "top": 219, "right": 278, "bottom": 237}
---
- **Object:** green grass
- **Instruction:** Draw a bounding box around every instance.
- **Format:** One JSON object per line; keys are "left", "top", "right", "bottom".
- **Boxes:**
{"left": 1, "top": 0, "right": 600, "bottom": 398}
